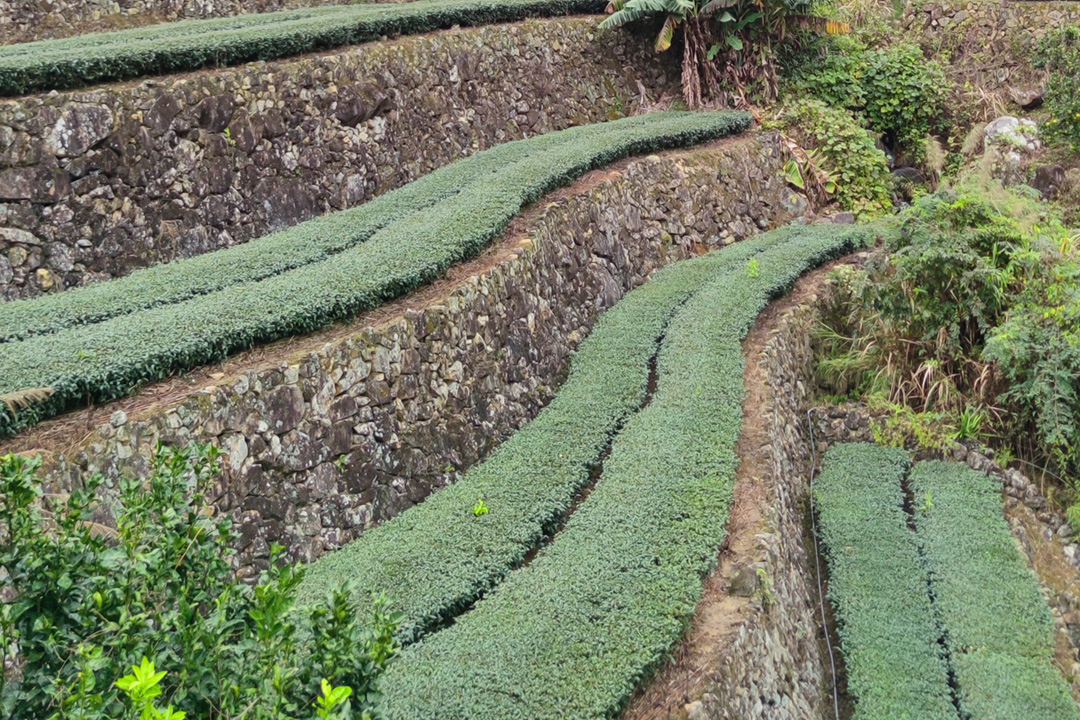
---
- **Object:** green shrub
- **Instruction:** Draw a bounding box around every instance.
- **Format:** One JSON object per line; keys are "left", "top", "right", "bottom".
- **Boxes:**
{"left": 0, "top": 111, "right": 751, "bottom": 438}
{"left": 375, "top": 223, "right": 872, "bottom": 720}
{"left": 909, "top": 460, "right": 1079, "bottom": 720}
{"left": 0, "top": 444, "right": 400, "bottom": 720}
{"left": 790, "top": 41, "right": 946, "bottom": 162}
{"left": 0, "top": 0, "right": 604, "bottom": 95}
{"left": 295, "top": 226, "right": 798, "bottom": 642}
{"left": 1036, "top": 26, "right": 1080, "bottom": 151}
{"left": 778, "top": 98, "right": 892, "bottom": 216}
{"left": 813, "top": 443, "right": 957, "bottom": 720}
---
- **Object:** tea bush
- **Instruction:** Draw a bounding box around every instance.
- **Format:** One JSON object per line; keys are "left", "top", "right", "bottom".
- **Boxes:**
{"left": 0, "top": 444, "right": 400, "bottom": 720}
{"left": 295, "top": 227, "right": 800, "bottom": 642}
{"left": 814, "top": 444, "right": 957, "bottom": 720}
{"left": 0, "top": 0, "right": 603, "bottom": 95}
{"left": 377, "top": 223, "right": 872, "bottom": 719}
{"left": 910, "top": 461, "right": 1079, "bottom": 720}
{"left": 0, "top": 111, "right": 751, "bottom": 438}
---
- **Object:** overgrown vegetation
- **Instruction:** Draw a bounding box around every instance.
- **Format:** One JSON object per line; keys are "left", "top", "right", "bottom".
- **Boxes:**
{"left": 814, "top": 444, "right": 957, "bottom": 720}
{"left": 1035, "top": 25, "right": 1080, "bottom": 151}
{"left": 910, "top": 461, "right": 1079, "bottom": 720}
{"left": 0, "top": 444, "right": 400, "bottom": 720}
{"left": 600, "top": 0, "right": 847, "bottom": 107}
{"left": 816, "top": 185, "right": 1080, "bottom": 514}
{"left": 0, "top": 0, "right": 605, "bottom": 95}
{"left": 0, "top": 111, "right": 751, "bottom": 439}
{"left": 377, "top": 224, "right": 872, "bottom": 719}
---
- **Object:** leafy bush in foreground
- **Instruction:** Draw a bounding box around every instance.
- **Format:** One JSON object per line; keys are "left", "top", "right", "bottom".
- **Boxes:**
{"left": 0, "top": 111, "right": 750, "bottom": 438}
{"left": 376, "top": 223, "right": 872, "bottom": 720}
{"left": 814, "top": 443, "right": 957, "bottom": 720}
{"left": 0, "top": 0, "right": 603, "bottom": 96}
{"left": 1036, "top": 25, "right": 1080, "bottom": 151}
{"left": 0, "top": 444, "right": 399, "bottom": 720}
{"left": 909, "top": 460, "right": 1079, "bottom": 720}
{"left": 295, "top": 227, "right": 797, "bottom": 642}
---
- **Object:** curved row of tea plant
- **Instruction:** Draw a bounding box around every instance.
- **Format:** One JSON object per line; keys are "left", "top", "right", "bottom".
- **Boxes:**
{"left": 377, "top": 224, "right": 872, "bottom": 720}
{"left": 814, "top": 443, "right": 957, "bottom": 720}
{"left": 0, "top": 111, "right": 750, "bottom": 438}
{"left": 294, "top": 228, "right": 797, "bottom": 642}
{"left": 910, "top": 461, "right": 1080, "bottom": 720}
{"left": 0, "top": 116, "right": 681, "bottom": 344}
{"left": 0, "top": 0, "right": 603, "bottom": 96}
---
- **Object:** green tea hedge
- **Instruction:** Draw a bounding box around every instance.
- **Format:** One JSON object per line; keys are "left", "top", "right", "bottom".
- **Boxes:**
{"left": 0, "top": 118, "right": 649, "bottom": 343}
{"left": 295, "top": 230, "right": 792, "bottom": 641}
{"left": 0, "top": 111, "right": 750, "bottom": 437}
{"left": 376, "top": 224, "right": 872, "bottom": 720}
{"left": 909, "top": 460, "right": 1080, "bottom": 720}
{"left": 814, "top": 444, "right": 957, "bottom": 720}
{"left": 0, "top": 0, "right": 604, "bottom": 96}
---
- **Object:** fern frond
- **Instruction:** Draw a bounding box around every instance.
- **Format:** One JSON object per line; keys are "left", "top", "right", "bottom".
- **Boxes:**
{"left": 0, "top": 387, "right": 55, "bottom": 417}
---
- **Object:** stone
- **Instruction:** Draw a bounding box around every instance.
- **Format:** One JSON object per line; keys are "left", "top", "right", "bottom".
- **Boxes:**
{"left": 1032, "top": 165, "right": 1067, "bottom": 201}
{"left": 0, "top": 227, "right": 42, "bottom": 246}
{"left": 43, "top": 103, "right": 115, "bottom": 158}
{"left": 1008, "top": 85, "right": 1044, "bottom": 110}
{"left": 985, "top": 115, "right": 1041, "bottom": 152}
{"left": 195, "top": 94, "right": 236, "bottom": 133}
{"left": 892, "top": 167, "right": 928, "bottom": 185}
{"left": 0, "top": 167, "right": 71, "bottom": 203}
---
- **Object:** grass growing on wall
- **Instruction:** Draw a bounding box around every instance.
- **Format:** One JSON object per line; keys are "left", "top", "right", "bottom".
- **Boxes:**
{"left": 814, "top": 443, "right": 958, "bottom": 720}
{"left": 909, "top": 460, "right": 1080, "bottom": 720}
{"left": 374, "top": 224, "right": 872, "bottom": 720}
{"left": 0, "top": 0, "right": 606, "bottom": 95}
{"left": 0, "top": 111, "right": 750, "bottom": 438}
{"left": 295, "top": 229, "right": 797, "bottom": 642}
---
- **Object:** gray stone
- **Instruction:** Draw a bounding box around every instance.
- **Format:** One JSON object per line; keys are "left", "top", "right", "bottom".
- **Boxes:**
{"left": 0, "top": 167, "right": 70, "bottom": 204}
{"left": 43, "top": 103, "right": 114, "bottom": 158}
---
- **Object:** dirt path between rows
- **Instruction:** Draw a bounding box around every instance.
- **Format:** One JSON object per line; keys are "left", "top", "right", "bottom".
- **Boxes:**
{"left": 621, "top": 263, "right": 841, "bottom": 720}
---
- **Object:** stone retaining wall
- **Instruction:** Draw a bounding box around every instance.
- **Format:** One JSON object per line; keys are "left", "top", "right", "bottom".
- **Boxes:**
{"left": 689, "top": 278, "right": 829, "bottom": 719}
{"left": 0, "top": 0, "right": 355, "bottom": 45}
{"left": 24, "top": 134, "right": 803, "bottom": 575}
{"left": 0, "top": 17, "right": 676, "bottom": 299}
{"left": 905, "top": 1, "right": 1080, "bottom": 96}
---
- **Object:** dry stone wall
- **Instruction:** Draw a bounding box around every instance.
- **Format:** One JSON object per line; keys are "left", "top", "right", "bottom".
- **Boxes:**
{"left": 688, "top": 284, "right": 829, "bottom": 720}
{"left": 906, "top": 1, "right": 1080, "bottom": 93}
{"left": 24, "top": 134, "right": 804, "bottom": 575}
{"left": 0, "top": 0, "right": 355, "bottom": 45}
{"left": 0, "top": 17, "right": 677, "bottom": 299}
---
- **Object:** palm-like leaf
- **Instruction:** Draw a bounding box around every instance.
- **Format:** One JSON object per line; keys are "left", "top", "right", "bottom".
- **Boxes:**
{"left": 700, "top": 0, "right": 738, "bottom": 16}
{"left": 655, "top": 15, "right": 678, "bottom": 51}
{"left": 600, "top": 0, "right": 695, "bottom": 29}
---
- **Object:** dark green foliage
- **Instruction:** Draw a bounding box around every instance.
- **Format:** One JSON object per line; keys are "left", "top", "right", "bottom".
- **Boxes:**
{"left": 295, "top": 227, "right": 797, "bottom": 643}
{"left": 909, "top": 460, "right": 1079, "bottom": 720}
{"left": 375, "top": 224, "right": 871, "bottom": 720}
{"left": 1036, "top": 26, "right": 1080, "bottom": 150}
{"left": 0, "top": 0, "right": 604, "bottom": 96}
{"left": 789, "top": 41, "right": 946, "bottom": 161}
{"left": 0, "top": 111, "right": 751, "bottom": 438}
{"left": 0, "top": 444, "right": 400, "bottom": 720}
{"left": 779, "top": 98, "right": 892, "bottom": 216}
{"left": 813, "top": 443, "right": 957, "bottom": 720}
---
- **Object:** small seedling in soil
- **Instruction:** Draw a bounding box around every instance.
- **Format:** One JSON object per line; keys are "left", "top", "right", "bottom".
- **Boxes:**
{"left": 472, "top": 500, "right": 490, "bottom": 517}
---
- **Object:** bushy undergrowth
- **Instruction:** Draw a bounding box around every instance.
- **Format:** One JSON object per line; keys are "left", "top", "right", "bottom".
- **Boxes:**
{"left": 376, "top": 224, "right": 872, "bottom": 719}
{"left": 0, "top": 111, "right": 750, "bottom": 438}
{"left": 1036, "top": 25, "right": 1080, "bottom": 151}
{"left": 814, "top": 444, "right": 957, "bottom": 720}
{"left": 786, "top": 37, "right": 946, "bottom": 164}
{"left": 294, "top": 230, "right": 794, "bottom": 643}
{"left": 771, "top": 98, "right": 892, "bottom": 216}
{"left": 816, "top": 185, "right": 1080, "bottom": 500}
{"left": 910, "top": 461, "right": 1079, "bottom": 720}
{"left": 0, "top": 445, "right": 399, "bottom": 720}
{"left": 0, "top": 0, "right": 603, "bottom": 95}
